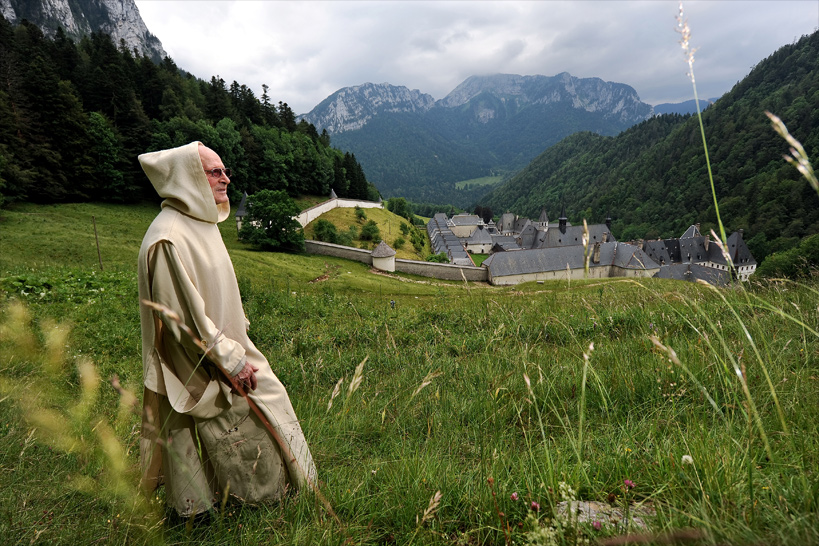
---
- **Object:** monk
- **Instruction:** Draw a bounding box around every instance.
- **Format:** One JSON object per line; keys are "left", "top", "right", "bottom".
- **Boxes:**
{"left": 137, "top": 142, "right": 316, "bottom": 517}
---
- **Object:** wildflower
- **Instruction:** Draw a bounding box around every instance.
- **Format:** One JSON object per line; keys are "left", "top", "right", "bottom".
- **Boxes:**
{"left": 593, "top": 521, "right": 602, "bottom": 530}
{"left": 681, "top": 455, "right": 694, "bottom": 465}
{"left": 511, "top": 492, "right": 519, "bottom": 501}
{"left": 530, "top": 501, "right": 540, "bottom": 512}
{"left": 624, "top": 479, "right": 635, "bottom": 489}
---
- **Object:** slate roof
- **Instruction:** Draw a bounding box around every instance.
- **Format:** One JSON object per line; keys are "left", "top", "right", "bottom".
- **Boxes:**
{"left": 426, "top": 212, "right": 471, "bottom": 264}
{"left": 490, "top": 235, "right": 521, "bottom": 251}
{"left": 450, "top": 214, "right": 482, "bottom": 226}
{"left": 640, "top": 226, "right": 756, "bottom": 285}
{"left": 515, "top": 218, "right": 532, "bottom": 234}
{"left": 372, "top": 240, "right": 396, "bottom": 258}
{"left": 537, "top": 224, "right": 612, "bottom": 248}
{"left": 235, "top": 192, "right": 249, "bottom": 218}
{"left": 679, "top": 236, "right": 722, "bottom": 264}
{"left": 466, "top": 226, "right": 493, "bottom": 245}
{"left": 518, "top": 223, "right": 541, "bottom": 249}
{"left": 654, "top": 263, "right": 730, "bottom": 285}
{"left": 538, "top": 208, "right": 549, "bottom": 224}
{"left": 727, "top": 231, "right": 757, "bottom": 266}
{"left": 486, "top": 242, "right": 659, "bottom": 278}
{"left": 330, "top": 188, "right": 338, "bottom": 199}
{"left": 498, "top": 212, "right": 517, "bottom": 233}
{"left": 643, "top": 240, "right": 677, "bottom": 265}
{"left": 643, "top": 228, "right": 755, "bottom": 268}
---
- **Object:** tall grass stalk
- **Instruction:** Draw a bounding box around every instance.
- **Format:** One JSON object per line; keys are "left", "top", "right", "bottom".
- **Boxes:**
{"left": 676, "top": 3, "right": 729, "bottom": 252}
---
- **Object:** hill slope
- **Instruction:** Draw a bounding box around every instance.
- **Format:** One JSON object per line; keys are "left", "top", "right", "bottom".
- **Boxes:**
{"left": 2, "top": 203, "right": 819, "bottom": 546}
{"left": 480, "top": 31, "right": 819, "bottom": 262}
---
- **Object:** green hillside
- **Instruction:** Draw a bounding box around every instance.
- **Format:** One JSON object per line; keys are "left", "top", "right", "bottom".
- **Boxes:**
{"left": 480, "top": 30, "right": 819, "bottom": 263}
{"left": 302, "top": 205, "right": 432, "bottom": 260}
{"left": 1, "top": 203, "right": 818, "bottom": 545}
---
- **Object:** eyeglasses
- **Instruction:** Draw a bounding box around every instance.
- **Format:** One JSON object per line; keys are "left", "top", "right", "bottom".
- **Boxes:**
{"left": 204, "top": 168, "right": 232, "bottom": 178}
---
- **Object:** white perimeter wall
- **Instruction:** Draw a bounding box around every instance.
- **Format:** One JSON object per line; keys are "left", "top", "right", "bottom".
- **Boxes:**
{"left": 295, "top": 198, "right": 383, "bottom": 227}
{"left": 304, "top": 240, "right": 488, "bottom": 282}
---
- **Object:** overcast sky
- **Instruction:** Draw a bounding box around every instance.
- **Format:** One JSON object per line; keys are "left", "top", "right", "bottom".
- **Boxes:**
{"left": 134, "top": 1, "right": 819, "bottom": 115}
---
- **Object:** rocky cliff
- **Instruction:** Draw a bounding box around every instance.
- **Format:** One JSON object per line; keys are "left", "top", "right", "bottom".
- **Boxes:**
{"left": 439, "top": 73, "right": 653, "bottom": 123}
{"left": 308, "top": 82, "right": 436, "bottom": 133}
{"left": 0, "top": 0, "right": 166, "bottom": 61}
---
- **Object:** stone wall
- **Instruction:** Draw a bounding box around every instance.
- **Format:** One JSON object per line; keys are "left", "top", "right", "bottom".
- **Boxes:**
{"left": 296, "top": 198, "right": 383, "bottom": 227}
{"left": 304, "top": 240, "right": 373, "bottom": 265}
{"left": 395, "top": 259, "right": 487, "bottom": 281}
{"left": 488, "top": 264, "right": 658, "bottom": 285}
{"left": 304, "top": 240, "right": 488, "bottom": 281}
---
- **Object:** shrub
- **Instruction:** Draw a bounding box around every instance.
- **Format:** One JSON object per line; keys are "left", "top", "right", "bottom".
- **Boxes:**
{"left": 393, "top": 237, "right": 405, "bottom": 249}
{"left": 355, "top": 206, "right": 367, "bottom": 222}
{"left": 400, "top": 222, "right": 410, "bottom": 236}
{"left": 313, "top": 219, "right": 339, "bottom": 244}
{"left": 238, "top": 189, "right": 304, "bottom": 251}
{"left": 336, "top": 231, "right": 354, "bottom": 247}
{"left": 426, "top": 252, "right": 449, "bottom": 263}
{"left": 757, "top": 233, "right": 819, "bottom": 278}
{"left": 360, "top": 220, "right": 380, "bottom": 241}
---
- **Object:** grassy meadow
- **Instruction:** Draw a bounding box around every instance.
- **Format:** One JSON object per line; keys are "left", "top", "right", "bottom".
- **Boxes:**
{"left": 1, "top": 202, "right": 818, "bottom": 545}
{"left": 454, "top": 176, "right": 505, "bottom": 190}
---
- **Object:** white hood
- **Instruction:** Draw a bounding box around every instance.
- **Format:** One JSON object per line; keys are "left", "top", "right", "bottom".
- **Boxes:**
{"left": 138, "top": 141, "right": 230, "bottom": 223}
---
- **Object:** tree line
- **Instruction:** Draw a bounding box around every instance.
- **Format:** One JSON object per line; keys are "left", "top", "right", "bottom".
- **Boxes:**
{"left": 0, "top": 17, "right": 377, "bottom": 208}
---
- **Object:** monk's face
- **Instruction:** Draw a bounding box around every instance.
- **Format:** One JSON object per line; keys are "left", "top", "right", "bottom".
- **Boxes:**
{"left": 199, "top": 146, "right": 231, "bottom": 204}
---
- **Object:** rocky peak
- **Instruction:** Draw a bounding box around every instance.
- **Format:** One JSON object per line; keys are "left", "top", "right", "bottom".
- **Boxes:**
{"left": 437, "top": 74, "right": 534, "bottom": 108}
{"left": 438, "top": 72, "right": 653, "bottom": 123}
{"left": 301, "top": 82, "right": 435, "bottom": 133}
{"left": 1, "top": 0, "right": 167, "bottom": 61}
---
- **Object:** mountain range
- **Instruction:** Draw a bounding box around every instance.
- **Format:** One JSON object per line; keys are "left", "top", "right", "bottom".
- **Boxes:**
{"left": 0, "top": 0, "right": 166, "bottom": 61}
{"left": 301, "top": 73, "right": 654, "bottom": 205}
{"left": 478, "top": 30, "right": 819, "bottom": 263}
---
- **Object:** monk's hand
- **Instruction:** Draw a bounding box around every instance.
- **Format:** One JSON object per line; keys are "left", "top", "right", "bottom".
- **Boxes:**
{"left": 235, "top": 362, "right": 260, "bottom": 391}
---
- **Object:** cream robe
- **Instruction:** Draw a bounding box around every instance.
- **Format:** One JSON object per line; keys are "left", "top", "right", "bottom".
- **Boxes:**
{"left": 137, "top": 142, "right": 316, "bottom": 516}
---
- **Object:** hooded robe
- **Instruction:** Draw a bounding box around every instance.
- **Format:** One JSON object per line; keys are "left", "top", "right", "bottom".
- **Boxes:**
{"left": 137, "top": 142, "right": 316, "bottom": 516}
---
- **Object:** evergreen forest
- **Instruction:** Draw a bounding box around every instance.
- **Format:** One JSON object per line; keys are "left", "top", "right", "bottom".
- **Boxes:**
{"left": 480, "top": 31, "right": 819, "bottom": 263}
{"left": 0, "top": 17, "right": 376, "bottom": 208}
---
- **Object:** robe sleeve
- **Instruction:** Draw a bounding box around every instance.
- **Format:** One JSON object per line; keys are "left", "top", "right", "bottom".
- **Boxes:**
{"left": 148, "top": 240, "right": 247, "bottom": 378}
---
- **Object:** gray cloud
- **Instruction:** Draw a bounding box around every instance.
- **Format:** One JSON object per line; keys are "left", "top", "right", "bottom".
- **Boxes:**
{"left": 135, "top": 0, "right": 819, "bottom": 114}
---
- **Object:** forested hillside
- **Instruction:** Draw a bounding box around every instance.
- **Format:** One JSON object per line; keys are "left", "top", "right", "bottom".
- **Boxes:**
{"left": 0, "top": 17, "right": 375, "bottom": 207}
{"left": 480, "top": 31, "right": 819, "bottom": 262}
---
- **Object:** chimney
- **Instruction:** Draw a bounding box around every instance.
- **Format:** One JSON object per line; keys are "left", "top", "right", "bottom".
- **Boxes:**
{"left": 637, "top": 238, "right": 644, "bottom": 250}
{"left": 559, "top": 203, "right": 567, "bottom": 234}
{"left": 605, "top": 213, "right": 612, "bottom": 231}
{"left": 602, "top": 232, "right": 608, "bottom": 243}
{"left": 593, "top": 242, "right": 601, "bottom": 264}
{"left": 704, "top": 234, "right": 710, "bottom": 251}
{"left": 695, "top": 223, "right": 701, "bottom": 234}
{"left": 738, "top": 228, "right": 744, "bottom": 240}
